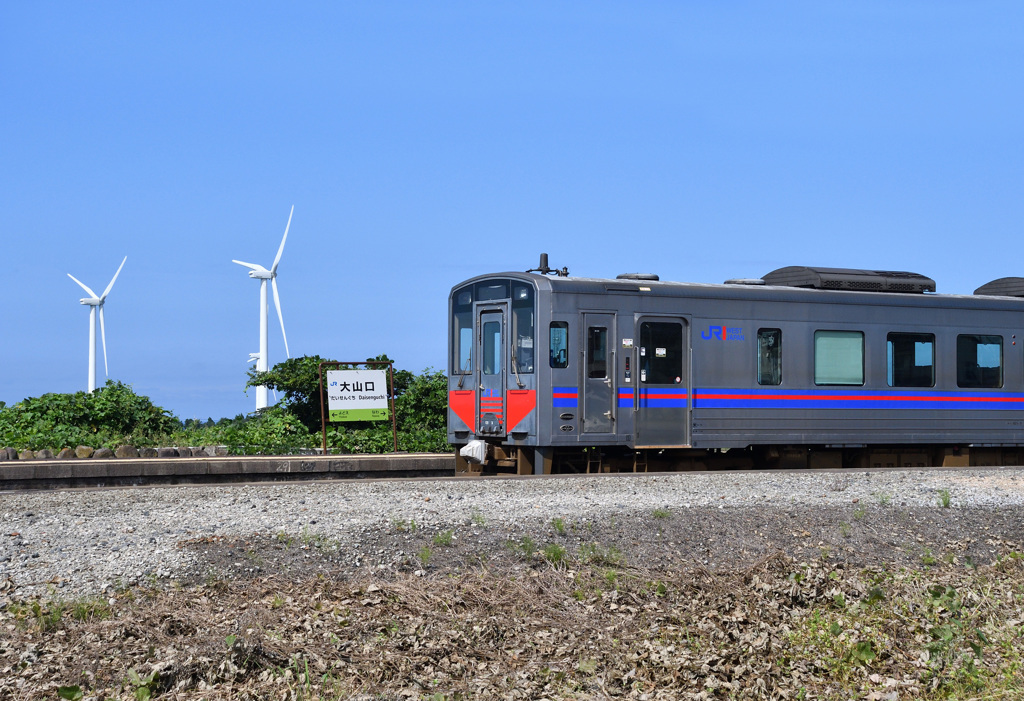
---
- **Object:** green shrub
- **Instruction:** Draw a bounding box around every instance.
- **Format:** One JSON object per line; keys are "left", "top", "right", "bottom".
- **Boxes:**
{"left": 0, "top": 380, "right": 177, "bottom": 450}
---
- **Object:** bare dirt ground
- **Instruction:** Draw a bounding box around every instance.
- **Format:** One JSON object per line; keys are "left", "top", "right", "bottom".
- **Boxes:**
{"left": 188, "top": 502, "right": 1024, "bottom": 581}
{"left": 2, "top": 502, "right": 1023, "bottom": 699}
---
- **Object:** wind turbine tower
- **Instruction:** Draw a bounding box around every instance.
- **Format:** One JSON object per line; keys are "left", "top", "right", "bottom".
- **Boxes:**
{"left": 67, "top": 256, "right": 127, "bottom": 393}
{"left": 233, "top": 206, "right": 293, "bottom": 410}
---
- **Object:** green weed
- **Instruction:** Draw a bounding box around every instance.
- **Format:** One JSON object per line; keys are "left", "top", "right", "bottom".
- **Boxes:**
{"left": 126, "top": 667, "right": 159, "bottom": 701}
{"left": 579, "top": 542, "right": 624, "bottom": 566}
{"left": 71, "top": 597, "right": 111, "bottom": 622}
{"left": 9, "top": 600, "right": 66, "bottom": 632}
{"left": 542, "top": 543, "right": 567, "bottom": 566}
{"left": 432, "top": 529, "right": 454, "bottom": 547}
{"left": 506, "top": 535, "right": 537, "bottom": 560}
{"left": 648, "top": 580, "right": 668, "bottom": 597}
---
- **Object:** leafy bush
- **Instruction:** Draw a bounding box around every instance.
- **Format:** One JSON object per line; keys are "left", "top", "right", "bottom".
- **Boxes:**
{"left": 175, "top": 407, "right": 318, "bottom": 455}
{"left": 237, "top": 406, "right": 319, "bottom": 454}
{"left": 0, "top": 380, "right": 177, "bottom": 450}
{"left": 392, "top": 367, "right": 448, "bottom": 451}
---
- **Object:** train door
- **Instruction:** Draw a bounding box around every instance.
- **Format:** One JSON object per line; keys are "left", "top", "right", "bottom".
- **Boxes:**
{"left": 634, "top": 317, "right": 690, "bottom": 447}
{"left": 476, "top": 307, "right": 506, "bottom": 435}
{"left": 582, "top": 313, "right": 615, "bottom": 434}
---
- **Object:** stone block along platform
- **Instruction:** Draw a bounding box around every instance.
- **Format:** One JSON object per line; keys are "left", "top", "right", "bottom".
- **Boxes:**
{"left": 0, "top": 453, "right": 455, "bottom": 490}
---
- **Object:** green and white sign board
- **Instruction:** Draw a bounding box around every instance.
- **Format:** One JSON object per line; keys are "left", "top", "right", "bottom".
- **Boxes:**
{"left": 327, "top": 369, "right": 390, "bottom": 422}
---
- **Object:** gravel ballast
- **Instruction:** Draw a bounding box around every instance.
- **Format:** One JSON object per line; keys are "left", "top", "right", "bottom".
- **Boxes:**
{"left": 2, "top": 466, "right": 1023, "bottom": 602}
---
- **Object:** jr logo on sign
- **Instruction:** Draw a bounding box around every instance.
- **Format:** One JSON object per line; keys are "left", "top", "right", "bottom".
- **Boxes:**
{"left": 701, "top": 325, "right": 744, "bottom": 341}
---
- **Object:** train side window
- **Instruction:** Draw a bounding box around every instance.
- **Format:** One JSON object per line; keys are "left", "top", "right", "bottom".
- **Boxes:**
{"left": 814, "top": 330, "right": 864, "bottom": 385}
{"left": 587, "top": 327, "right": 608, "bottom": 379}
{"left": 452, "top": 287, "right": 473, "bottom": 374}
{"left": 757, "top": 328, "right": 782, "bottom": 385}
{"left": 549, "top": 322, "right": 569, "bottom": 368}
{"left": 458, "top": 327, "right": 473, "bottom": 373}
{"left": 957, "top": 335, "right": 1002, "bottom": 388}
{"left": 511, "top": 284, "right": 535, "bottom": 373}
{"left": 887, "top": 332, "right": 934, "bottom": 387}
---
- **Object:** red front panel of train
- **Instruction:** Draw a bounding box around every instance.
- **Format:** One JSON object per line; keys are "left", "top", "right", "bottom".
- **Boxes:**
{"left": 449, "top": 389, "right": 536, "bottom": 434}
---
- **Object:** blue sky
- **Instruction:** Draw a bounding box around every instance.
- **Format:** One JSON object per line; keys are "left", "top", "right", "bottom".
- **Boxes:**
{"left": 2, "top": 2, "right": 1022, "bottom": 421}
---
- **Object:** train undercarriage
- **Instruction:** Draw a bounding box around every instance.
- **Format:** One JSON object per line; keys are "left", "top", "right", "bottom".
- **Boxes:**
{"left": 454, "top": 443, "right": 1024, "bottom": 475}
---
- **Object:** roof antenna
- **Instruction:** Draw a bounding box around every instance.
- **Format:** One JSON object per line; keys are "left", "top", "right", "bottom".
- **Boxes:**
{"left": 526, "top": 252, "right": 568, "bottom": 277}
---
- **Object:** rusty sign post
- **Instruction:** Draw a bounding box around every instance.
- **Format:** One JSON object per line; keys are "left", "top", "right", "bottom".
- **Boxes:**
{"left": 318, "top": 360, "right": 398, "bottom": 455}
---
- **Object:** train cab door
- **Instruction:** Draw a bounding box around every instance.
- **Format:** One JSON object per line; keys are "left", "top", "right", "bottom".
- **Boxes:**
{"left": 634, "top": 317, "right": 690, "bottom": 447}
{"left": 582, "top": 313, "right": 615, "bottom": 434}
{"left": 476, "top": 306, "right": 506, "bottom": 435}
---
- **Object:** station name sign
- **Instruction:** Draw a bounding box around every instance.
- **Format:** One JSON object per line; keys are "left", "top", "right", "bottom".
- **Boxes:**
{"left": 326, "top": 369, "right": 389, "bottom": 422}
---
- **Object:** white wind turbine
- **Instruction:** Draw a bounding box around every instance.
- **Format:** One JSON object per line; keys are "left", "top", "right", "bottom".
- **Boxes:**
{"left": 67, "top": 256, "right": 127, "bottom": 393}
{"left": 233, "top": 206, "right": 293, "bottom": 410}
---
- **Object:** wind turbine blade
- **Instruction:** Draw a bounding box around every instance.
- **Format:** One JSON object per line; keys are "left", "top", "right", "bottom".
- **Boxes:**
{"left": 270, "top": 205, "right": 293, "bottom": 274}
{"left": 232, "top": 260, "right": 266, "bottom": 272}
{"left": 99, "top": 305, "right": 109, "bottom": 376}
{"left": 68, "top": 274, "right": 98, "bottom": 298}
{"left": 272, "top": 277, "right": 290, "bottom": 358}
{"left": 100, "top": 256, "right": 127, "bottom": 301}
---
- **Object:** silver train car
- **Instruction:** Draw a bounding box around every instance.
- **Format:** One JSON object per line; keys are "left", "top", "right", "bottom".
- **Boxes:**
{"left": 448, "top": 255, "right": 1024, "bottom": 473}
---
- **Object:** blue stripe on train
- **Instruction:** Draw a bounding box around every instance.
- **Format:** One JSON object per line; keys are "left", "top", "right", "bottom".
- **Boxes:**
{"left": 553, "top": 386, "right": 578, "bottom": 408}
{"left": 693, "top": 388, "right": 1024, "bottom": 411}
{"left": 618, "top": 388, "right": 688, "bottom": 409}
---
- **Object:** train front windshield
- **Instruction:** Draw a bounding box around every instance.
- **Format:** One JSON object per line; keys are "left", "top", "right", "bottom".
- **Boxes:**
{"left": 451, "top": 280, "right": 536, "bottom": 378}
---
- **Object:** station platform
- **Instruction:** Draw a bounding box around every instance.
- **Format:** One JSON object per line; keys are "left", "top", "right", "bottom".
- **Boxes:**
{"left": 0, "top": 453, "right": 455, "bottom": 490}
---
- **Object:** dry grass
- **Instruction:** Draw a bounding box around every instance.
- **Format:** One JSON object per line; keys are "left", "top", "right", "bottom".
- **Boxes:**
{"left": 2, "top": 549, "right": 1023, "bottom": 700}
